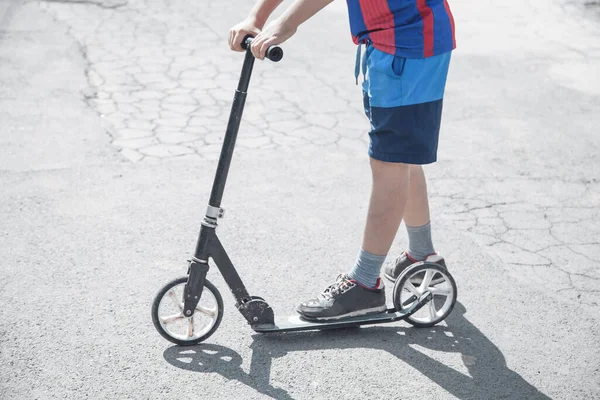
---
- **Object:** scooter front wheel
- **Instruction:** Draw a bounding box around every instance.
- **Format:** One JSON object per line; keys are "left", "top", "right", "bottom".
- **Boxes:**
{"left": 393, "top": 262, "right": 457, "bottom": 328}
{"left": 152, "top": 276, "right": 223, "bottom": 346}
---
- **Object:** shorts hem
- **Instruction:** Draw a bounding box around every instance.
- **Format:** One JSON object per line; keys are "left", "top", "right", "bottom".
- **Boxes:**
{"left": 368, "top": 149, "right": 437, "bottom": 165}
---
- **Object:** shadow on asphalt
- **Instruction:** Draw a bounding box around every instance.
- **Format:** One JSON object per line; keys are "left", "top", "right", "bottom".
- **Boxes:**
{"left": 163, "top": 302, "right": 551, "bottom": 400}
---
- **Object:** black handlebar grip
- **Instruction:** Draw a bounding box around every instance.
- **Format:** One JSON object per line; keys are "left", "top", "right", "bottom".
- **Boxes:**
{"left": 241, "top": 34, "right": 284, "bottom": 62}
{"left": 265, "top": 46, "right": 283, "bottom": 62}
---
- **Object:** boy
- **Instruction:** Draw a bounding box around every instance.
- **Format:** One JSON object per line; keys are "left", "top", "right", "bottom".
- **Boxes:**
{"left": 229, "top": 0, "right": 455, "bottom": 320}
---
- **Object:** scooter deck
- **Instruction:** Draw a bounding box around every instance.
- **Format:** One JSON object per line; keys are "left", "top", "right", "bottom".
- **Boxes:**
{"left": 251, "top": 308, "right": 408, "bottom": 333}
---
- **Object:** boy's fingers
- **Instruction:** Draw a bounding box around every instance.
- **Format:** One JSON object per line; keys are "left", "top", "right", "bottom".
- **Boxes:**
{"left": 251, "top": 35, "right": 265, "bottom": 59}
{"left": 232, "top": 31, "right": 244, "bottom": 52}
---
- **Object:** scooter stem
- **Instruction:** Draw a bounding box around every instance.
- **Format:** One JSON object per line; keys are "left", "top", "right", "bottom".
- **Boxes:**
{"left": 207, "top": 49, "right": 256, "bottom": 208}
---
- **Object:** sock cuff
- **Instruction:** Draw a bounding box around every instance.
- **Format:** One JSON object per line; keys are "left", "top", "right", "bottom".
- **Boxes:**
{"left": 357, "top": 248, "right": 387, "bottom": 263}
{"left": 406, "top": 221, "right": 431, "bottom": 232}
{"left": 406, "top": 221, "right": 435, "bottom": 261}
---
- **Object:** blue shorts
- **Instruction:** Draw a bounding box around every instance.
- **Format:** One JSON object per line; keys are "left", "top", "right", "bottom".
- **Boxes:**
{"left": 359, "top": 44, "right": 452, "bottom": 164}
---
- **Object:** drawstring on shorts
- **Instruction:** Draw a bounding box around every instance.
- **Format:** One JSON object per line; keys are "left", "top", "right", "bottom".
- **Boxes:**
{"left": 354, "top": 41, "right": 370, "bottom": 85}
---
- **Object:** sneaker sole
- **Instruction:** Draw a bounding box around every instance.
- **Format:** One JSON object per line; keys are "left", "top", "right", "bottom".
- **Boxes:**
{"left": 298, "top": 305, "right": 387, "bottom": 322}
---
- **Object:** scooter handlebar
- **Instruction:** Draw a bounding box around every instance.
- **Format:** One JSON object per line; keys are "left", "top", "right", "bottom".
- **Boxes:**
{"left": 241, "top": 35, "right": 284, "bottom": 62}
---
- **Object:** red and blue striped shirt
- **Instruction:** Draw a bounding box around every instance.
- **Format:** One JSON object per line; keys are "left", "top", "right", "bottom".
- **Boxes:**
{"left": 347, "top": 0, "right": 456, "bottom": 58}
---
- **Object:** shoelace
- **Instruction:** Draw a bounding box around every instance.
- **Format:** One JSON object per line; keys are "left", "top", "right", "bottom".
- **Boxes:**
{"left": 321, "top": 275, "right": 355, "bottom": 299}
{"left": 395, "top": 252, "right": 409, "bottom": 265}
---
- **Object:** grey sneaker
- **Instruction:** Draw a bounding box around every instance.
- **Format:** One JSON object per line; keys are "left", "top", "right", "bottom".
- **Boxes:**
{"left": 296, "top": 274, "right": 386, "bottom": 321}
{"left": 383, "top": 251, "right": 447, "bottom": 283}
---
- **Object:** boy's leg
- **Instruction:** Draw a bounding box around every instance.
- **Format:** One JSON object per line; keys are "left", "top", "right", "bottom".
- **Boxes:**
{"left": 404, "top": 165, "right": 431, "bottom": 228}
{"left": 404, "top": 165, "right": 435, "bottom": 259}
{"left": 346, "top": 159, "right": 410, "bottom": 288}
{"left": 295, "top": 159, "right": 408, "bottom": 321}
{"left": 362, "top": 159, "right": 411, "bottom": 255}
{"left": 383, "top": 165, "right": 447, "bottom": 282}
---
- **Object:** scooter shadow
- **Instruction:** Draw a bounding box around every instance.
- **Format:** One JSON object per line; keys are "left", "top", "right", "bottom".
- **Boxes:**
{"left": 163, "top": 302, "right": 550, "bottom": 400}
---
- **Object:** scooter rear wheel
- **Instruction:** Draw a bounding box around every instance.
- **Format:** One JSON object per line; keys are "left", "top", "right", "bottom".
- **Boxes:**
{"left": 392, "top": 262, "right": 457, "bottom": 328}
{"left": 152, "top": 276, "right": 223, "bottom": 346}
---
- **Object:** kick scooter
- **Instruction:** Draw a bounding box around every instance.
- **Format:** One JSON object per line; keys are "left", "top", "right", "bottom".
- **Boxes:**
{"left": 151, "top": 37, "right": 458, "bottom": 346}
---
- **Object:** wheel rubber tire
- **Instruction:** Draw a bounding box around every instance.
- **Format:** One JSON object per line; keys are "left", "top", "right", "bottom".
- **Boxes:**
{"left": 152, "top": 276, "right": 224, "bottom": 346}
{"left": 392, "top": 262, "right": 457, "bottom": 328}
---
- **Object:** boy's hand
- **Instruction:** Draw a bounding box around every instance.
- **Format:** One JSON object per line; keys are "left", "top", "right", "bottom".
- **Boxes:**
{"left": 229, "top": 19, "right": 261, "bottom": 52}
{"left": 250, "top": 18, "right": 297, "bottom": 60}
